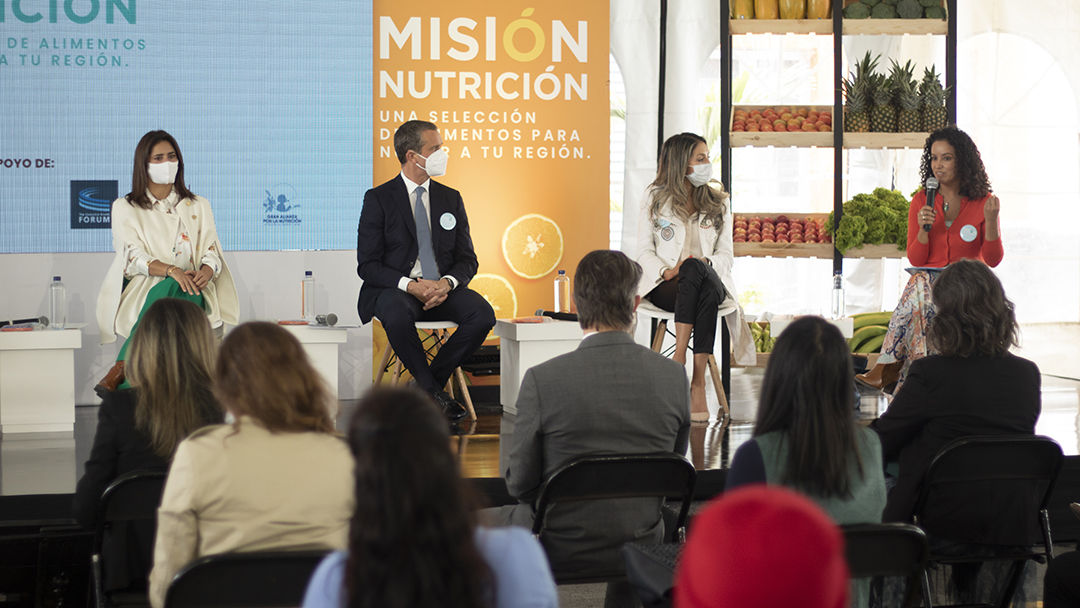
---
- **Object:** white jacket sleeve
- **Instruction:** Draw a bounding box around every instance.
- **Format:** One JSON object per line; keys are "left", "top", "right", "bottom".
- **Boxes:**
{"left": 635, "top": 192, "right": 668, "bottom": 294}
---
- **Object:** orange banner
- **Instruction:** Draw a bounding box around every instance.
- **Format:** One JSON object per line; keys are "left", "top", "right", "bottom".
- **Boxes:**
{"left": 372, "top": 1, "right": 610, "bottom": 321}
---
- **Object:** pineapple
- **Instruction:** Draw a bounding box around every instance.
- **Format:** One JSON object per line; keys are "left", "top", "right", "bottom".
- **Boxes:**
{"left": 894, "top": 60, "right": 921, "bottom": 132}
{"left": 869, "top": 72, "right": 896, "bottom": 133}
{"left": 843, "top": 52, "right": 878, "bottom": 133}
{"left": 919, "top": 66, "right": 949, "bottom": 132}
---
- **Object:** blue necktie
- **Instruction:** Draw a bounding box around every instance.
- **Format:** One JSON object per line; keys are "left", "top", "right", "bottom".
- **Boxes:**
{"left": 414, "top": 186, "right": 439, "bottom": 280}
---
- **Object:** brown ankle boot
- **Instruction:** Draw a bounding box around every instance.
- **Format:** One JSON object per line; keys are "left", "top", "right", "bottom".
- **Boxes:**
{"left": 94, "top": 361, "right": 125, "bottom": 398}
{"left": 855, "top": 361, "right": 902, "bottom": 391}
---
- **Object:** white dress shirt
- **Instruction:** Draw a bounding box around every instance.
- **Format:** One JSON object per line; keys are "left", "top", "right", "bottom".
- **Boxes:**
{"left": 396, "top": 172, "right": 459, "bottom": 293}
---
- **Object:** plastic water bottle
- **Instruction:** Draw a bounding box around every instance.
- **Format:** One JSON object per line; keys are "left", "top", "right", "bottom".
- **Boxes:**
{"left": 49, "top": 276, "right": 66, "bottom": 329}
{"left": 830, "top": 270, "right": 845, "bottom": 319}
{"left": 302, "top": 270, "right": 316, "bottom": 323}
{"left": 553, "top": 269, "right": 570, "bottom": 313}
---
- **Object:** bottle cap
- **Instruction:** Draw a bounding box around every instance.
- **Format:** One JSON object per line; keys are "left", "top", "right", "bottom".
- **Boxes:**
{"left": 305, "top": 270, "right": 313, "bottom": 276}
{"left": 53, "top": 276, "right": 61, "bottom": 281}
{"left": 557, "top": 269, "right": 566, "bottom": 275}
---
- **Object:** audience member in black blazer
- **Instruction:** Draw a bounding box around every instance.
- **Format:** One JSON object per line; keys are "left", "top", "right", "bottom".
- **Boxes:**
{"left": 74, "top": 298, "right": 222, "bottom": 591}
{"left": 356, "top": 120, "right": 494, "bottom": 419}
{"left": 871, "top": 259, "right": 1040, "bottom": 532}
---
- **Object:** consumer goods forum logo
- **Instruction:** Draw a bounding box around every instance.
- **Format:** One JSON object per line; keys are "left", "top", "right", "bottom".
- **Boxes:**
{"left": 70, "top": 180, "right": 116, "bottom": 229}
{"left": 262, "top": 183, "right": 301, "bottom": 225}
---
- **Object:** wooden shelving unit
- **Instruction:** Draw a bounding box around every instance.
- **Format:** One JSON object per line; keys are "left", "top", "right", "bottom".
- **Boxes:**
{"left": 843, "top": 18, "right": 948, "bottom": 36}
{"left": 730, "top": 18, "right": 833, "bottom": 35}
{"left": 718, "top": 1, "right": 957, "bottom": 363}
{"left": 719, "top": 0, "right": 958, "bottom": 265}
{"left": 843, "top": 132, "right": 932, "bottom": 149}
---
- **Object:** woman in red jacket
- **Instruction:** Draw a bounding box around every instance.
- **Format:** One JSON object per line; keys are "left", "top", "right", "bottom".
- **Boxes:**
{"left": 857, "top": 127, "right": 1001, "bottom": 392}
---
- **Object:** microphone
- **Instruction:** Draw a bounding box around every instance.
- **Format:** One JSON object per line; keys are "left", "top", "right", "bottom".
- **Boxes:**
{"left": 923, "top": 176, "right": 939, "bottom": 232}
{"left": 0, "top": 316, "right": 49, "bottom": 328}
{"left": 534, "top": 308, "right": 578, "bottom": 322}
{"left": 315, "top": 313, "right": 338, "bottom": 327}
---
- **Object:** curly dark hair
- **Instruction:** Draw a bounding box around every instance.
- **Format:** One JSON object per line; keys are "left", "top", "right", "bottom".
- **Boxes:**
{"left": 919, "top": 126, "right": 992, "bottom": 200}
{"left": 928, "top": 259, "right": 1018, "bottom": 357}
{"left": 344, "top": 387, "right": 494, "bottom": 608}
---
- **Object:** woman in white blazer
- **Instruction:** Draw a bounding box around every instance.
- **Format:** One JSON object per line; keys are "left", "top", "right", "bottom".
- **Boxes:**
{"left": 637, "top": 132, "right": 755, "bottom": 421}
{"left": 95, "top": 130, "right": 238, "bottom": 395}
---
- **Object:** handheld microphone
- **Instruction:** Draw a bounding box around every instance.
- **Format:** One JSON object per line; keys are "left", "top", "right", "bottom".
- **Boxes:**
{"left": 0, "top": 316, "right": 49, "bottom": 328}
{"left": 315, "top": 313, "right": 338, "bottom": 327}
{"left": 534, "top": 308, "right": 578, "bottom": 322}
{"left": 923, "top": 176, "right": 939, "bottom": 232}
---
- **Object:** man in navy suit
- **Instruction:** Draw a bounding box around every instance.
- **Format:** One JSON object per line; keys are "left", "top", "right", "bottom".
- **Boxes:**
{"left": 357, "top": 120, "right": 495, "bottom": 420}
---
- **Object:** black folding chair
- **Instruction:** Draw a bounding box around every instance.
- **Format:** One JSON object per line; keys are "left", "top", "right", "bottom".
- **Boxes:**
{"left": 843, "top": 522, "right": 933, "bottom": 607}
{"left": 91, "top": 469, "right": 167, "bottom": 608}
{"left": 164, "top": 550, "right": 329, "bottom": 608}
{"left": 912, "top": 434, "right": 1063, "bottom": 608}
{"left": 531, "top": 453, "right": 697, "bottom": 585}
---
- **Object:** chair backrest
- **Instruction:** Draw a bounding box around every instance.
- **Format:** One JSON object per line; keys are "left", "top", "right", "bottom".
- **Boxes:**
{"left": 164, "top": 550, "right": 330, "bottom": 608}
{"left": 531, "top": 453, "right": 697, "bottom": 539}
{"left": 92, "top": 469, "right": 167, "bottom": 606}
{"left": 912, "top": 434, "right": 1063, "bottom": 546}
{"left": 93, "top": 469, "right": 167, "bottom": 551}
{"left": 842, "top": 523, "right": 929, "bottom": 579}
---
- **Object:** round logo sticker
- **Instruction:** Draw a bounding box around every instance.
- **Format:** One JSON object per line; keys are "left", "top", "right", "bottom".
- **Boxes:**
{"left": 959, "top": 224, "right": 978, "bottom": 242}
{"left": 660, "top": 226, "right": 675, "bottom": 241}
{"left": 439, "top": 212, "right": 457, "bottom": 230}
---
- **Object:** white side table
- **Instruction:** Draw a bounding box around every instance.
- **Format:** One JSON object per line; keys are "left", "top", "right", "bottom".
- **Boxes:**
{"left": 0, "top": 328, "right": 81, "bottom": 435}
{"left": 494, "top": 319, "right": 583, "bottom": 415}
{"left": 281, "top": 325, "right": 348, "bottom": 400}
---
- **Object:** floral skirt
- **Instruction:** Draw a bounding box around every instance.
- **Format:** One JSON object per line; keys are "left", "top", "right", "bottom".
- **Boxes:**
{"left": 878, "top": 270, "right": 940, "bottom": 391}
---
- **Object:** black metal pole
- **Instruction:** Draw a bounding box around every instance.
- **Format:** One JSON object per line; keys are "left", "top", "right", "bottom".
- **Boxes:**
{"left": 946, "top": 0, "right": 957, "bottom": 124}
{"left": 657, "top": 0, "right": 668, "bottom": 159}
{"left": 832, "top": 0, "right": 844, "bottom": 275}
{"left": 720, "top": 0, "right": 732, "bottom": 194}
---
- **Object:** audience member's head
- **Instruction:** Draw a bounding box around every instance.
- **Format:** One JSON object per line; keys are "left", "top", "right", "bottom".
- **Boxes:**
{"left": 573, "top": 249, "right": 642, "bottom": 332}
{"left": 127, "top": 298, "right": 221, "bottom": 459}
{"left": 344, "top": 387, "right": 493, "bottom": 607}
{"left": 212, "top": 321, "right": 334, "bottom": 433}
{"left": 929, "top": 259, "right": 1018, "bottom": 358}
{"left": 675, "top": 486, "right": 849, "bottom": 608}
{"left": 754, "top": 316, "right": 861, "bottom": 497}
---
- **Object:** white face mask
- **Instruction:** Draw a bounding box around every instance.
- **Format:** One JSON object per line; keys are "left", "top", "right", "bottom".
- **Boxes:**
{"left": 687, "top": 162, "right": 712, "bottom": 187}
{"left": 417, "top": 148, "right": 449, "bottom": 178}
{"left": 148, "top": 161, "right": 179, "bottom": 185}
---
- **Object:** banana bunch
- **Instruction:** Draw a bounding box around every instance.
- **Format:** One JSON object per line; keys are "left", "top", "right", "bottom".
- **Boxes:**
{"left": 848, "top": 311, "right": 893, "bottom": 354}
{"left": 749, "top": 322, "right": 774, "bottom": 353}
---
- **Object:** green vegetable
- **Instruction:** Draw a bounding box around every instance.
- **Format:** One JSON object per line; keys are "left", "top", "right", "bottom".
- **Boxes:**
{"left": 826, "top": 188, "right": 910, "bottom": 254}
{"left": 844, "top": 2, "right": 871, "bottom": 18}
{"left": 919, "top": 0, "right": 940, "bottom": 7}
{"left": 897, "top": 0, "right": 923, "bottom": 18}
{"left": 862, "top": 0, "right": 881, "bottom": 5}
{"left": 923, "top": 6, "right": 946, "bottom": 19}
{"left": 871, "top": 3, "right": 898, "bottom": 17}
{"left": 880, "top": 0, "right": 897, "bottom": 5}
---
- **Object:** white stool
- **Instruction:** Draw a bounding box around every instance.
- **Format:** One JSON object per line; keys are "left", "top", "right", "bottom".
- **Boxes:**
{"left": 374, "top": 320, "right": 477, "bottom": 421}
{"left": 636, "top": 301, "right": 730, "bottom": 425}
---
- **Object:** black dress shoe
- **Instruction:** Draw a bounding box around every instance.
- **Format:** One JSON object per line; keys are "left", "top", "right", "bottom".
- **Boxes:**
{"left": 432, "top": 390, "right": 469, "bottom": 422}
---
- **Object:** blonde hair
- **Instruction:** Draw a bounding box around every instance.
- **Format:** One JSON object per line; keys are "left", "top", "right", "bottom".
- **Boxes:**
{"left": 213, "top": 322, "right": 335, "bottom": 434}
{"left": 649, "top": 132, "right": 728, "bottom": 227}
{"left": 127, "top": 298, "right": 220, "bottom": 460}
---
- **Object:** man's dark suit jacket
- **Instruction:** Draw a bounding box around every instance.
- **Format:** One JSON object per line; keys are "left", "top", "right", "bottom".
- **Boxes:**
{"left": 504, "top": 331, "right": 691, "bottom": 577}
{"left": 356, "top": 175, "right": 479, "bottom": 323}
{"left": 871, "top": 353, "right": 1041, "bottom": 542}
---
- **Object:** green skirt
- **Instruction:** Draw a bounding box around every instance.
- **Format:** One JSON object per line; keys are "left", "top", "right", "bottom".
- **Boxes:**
{"left": 116, "top": 277, "right": 206, "bottom": 388}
